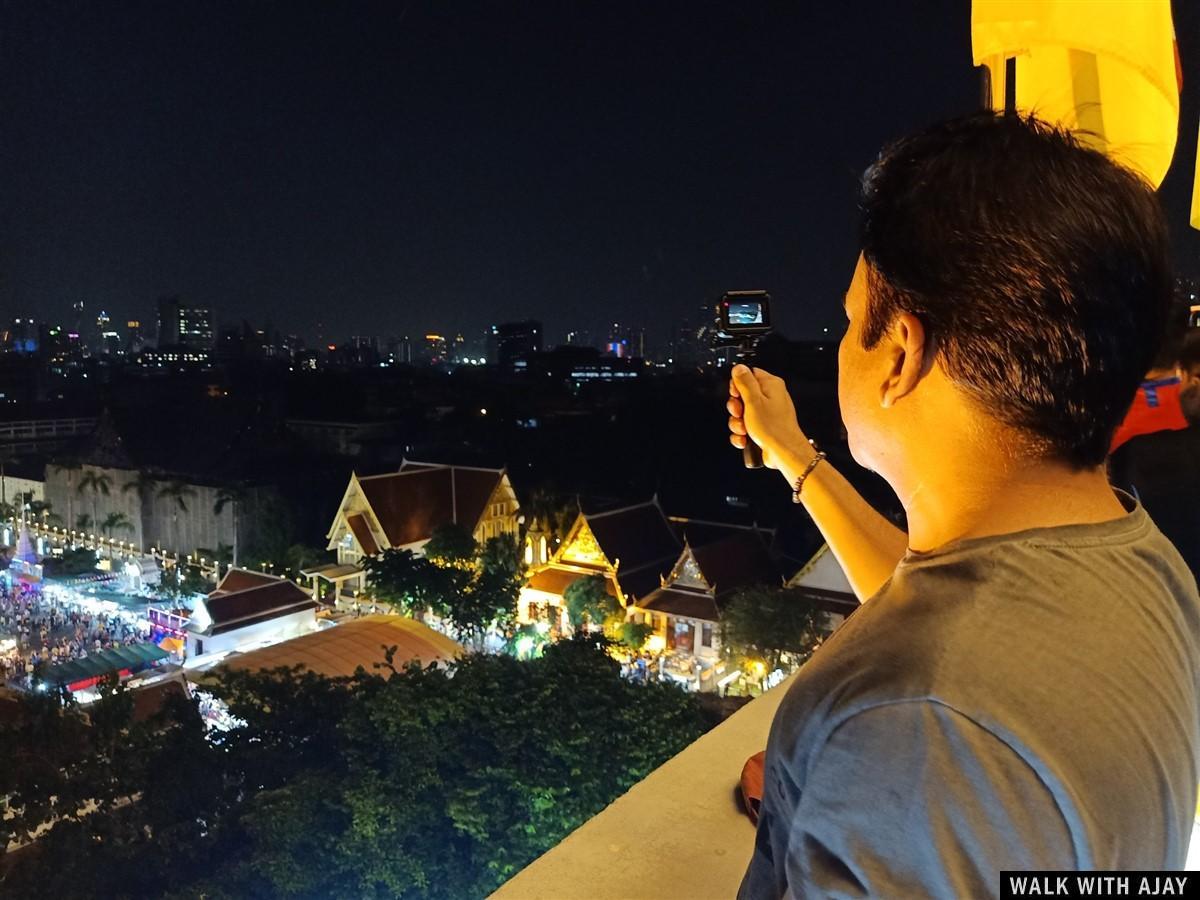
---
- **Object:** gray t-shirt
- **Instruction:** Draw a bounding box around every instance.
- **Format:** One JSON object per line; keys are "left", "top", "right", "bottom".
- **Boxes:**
{"left": 740, "top": 497, "right": 1200, "bottom": 899}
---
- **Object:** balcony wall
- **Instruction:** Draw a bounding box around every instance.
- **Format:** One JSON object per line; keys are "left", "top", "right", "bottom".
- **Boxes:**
{"left": 491, "top": 674, "right": 795, "bottom": 900}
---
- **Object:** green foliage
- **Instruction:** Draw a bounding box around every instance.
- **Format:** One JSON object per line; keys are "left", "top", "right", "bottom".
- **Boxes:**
{"left": 718, "top": 585, "right": 828, "bottom": 674}
{"left": 198, "top": 542, "right": 235, "bottom": 569}
{"left": 74, "top": 513, "right": 93, "bottom": 534}
{"left": 422, "top": 523, "right": 478, "bottom": 567}
{"left": 208, "top": 642, "right": 702, "bottom": 898}
{"left": 617, "top": 621, "right": 653, "bottom": 651}
{"left": 238, "top": 490, "right": 318, "bottom": 577}
{"left": 507, "top": 622, "right": 551, "bottom": 658}
{"left": 0, "top": 674, "right": 219, "bottom": 900}
{"left": 463, "top": 534, "right": 523, "bottom": 642}
{"left": 563, "top": 574, "right": 621, "bottom": 631}
{"left": 523, "top": 488, "right": 577, "bottom": 546}
{"left": 42, "top": 547, "right": 98, "bottom": 577}
{"left": 99, "top": 512, "right": 133, "bottom": 537}
{"left": 155, "top": 565, "right": 184, "bottom": 601}
{"left": 28, "top": 500, "right": 56, "bottom": 523}
{"left": 366, "top": 536, "right": 523, "bottom": 648}
{"left": 282, "top": 542, "right": 328, "bottom": 577}
{"left": 156, "top": 563, "right": 208, "bottom": 601}
{"left": 365, "top": 549, "right": 464, "bottom": 618}
{"left": 0, "top": 642, "right": 704, "bottom": 900}
{"left": 180, "top": 563, "right": 209, "bottom": 595}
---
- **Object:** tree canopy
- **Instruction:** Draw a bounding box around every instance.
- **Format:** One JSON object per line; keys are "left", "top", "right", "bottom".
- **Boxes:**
{"left": 41, "top": 546, "right": 98, "bottom": 578}
{"left": 562, "top": 575, "right": 651, "bottom": 650}
{"left": 562, "top": 574, "right": 618, "bottom": 631}
{"left": 155, "top": 562, "right": 208, "bottom": 601}
{"left": 0, "top": 640, "right": 703, "bottom": 899}
{"left": 365, "top": 535, "right": 522, "bottom": 649}
{"left": 422, "top": 523, "right": 478, "bottom": 568}
{"left": 718, "top": 585, "right": 828, "bottom": 674}
{"left": 365, "top": 548, "right": 468, "bottom": 618}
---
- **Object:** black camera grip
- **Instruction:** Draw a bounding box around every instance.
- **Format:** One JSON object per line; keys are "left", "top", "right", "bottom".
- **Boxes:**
{"left": 743, "top": 440, "right": 764, "bottom": 469}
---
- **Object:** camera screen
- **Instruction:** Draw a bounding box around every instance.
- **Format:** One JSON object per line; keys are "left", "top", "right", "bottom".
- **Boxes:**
{"left": 727, "top": 301, "right": 764, "bottom": 326}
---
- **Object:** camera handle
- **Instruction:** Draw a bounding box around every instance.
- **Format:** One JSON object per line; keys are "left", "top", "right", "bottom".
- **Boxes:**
{"left": 734, "top": 337, "right": 765, "bottom": 469}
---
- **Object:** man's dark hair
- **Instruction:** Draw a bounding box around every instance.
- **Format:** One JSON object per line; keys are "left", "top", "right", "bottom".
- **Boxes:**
{"left": 858, "top": 111, "right": 1172, "bottom": 468}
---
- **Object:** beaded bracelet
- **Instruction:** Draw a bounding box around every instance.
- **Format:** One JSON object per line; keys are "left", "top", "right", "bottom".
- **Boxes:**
{"left": 791, "top": 451, "right": 827, "bottom": 504}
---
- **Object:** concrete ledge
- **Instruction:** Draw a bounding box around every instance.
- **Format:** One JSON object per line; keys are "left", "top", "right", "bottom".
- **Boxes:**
{"left": 491, "top": 675, "right": 794, "bottom": 900}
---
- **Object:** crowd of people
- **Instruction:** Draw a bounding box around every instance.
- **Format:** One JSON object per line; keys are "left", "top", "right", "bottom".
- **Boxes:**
{"left": 0, "top": 579, "right": 150, "bottom": 684}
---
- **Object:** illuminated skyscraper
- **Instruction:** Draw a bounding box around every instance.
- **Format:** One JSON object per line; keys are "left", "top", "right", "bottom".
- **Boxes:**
{"left": 491, "top": 320, "right": 542, "bottom": 368}
{"left": 157, "top": 297, "right": 214, "bottom": 349}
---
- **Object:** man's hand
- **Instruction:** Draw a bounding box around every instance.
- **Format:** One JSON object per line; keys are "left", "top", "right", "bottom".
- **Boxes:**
{"left": 727, "top": 364, "right": 808, "bottom": 472}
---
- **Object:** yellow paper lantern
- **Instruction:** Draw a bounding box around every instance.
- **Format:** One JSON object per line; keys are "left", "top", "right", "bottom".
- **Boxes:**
{"left": 973, "top": 0, "right": 1180, "bottom": 190}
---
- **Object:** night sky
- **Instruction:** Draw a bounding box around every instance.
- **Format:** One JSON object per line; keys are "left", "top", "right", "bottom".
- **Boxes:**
{"left": 4, "top": 1, "right": 1199, "bottom": 346}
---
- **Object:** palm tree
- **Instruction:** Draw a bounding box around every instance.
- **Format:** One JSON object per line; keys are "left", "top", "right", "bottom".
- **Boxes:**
{"left": 213, "top": 484, "right": 248, "bottom": 568}
{"left": 99, "top": 512, "right": 134, "bottom": 539}
{"left": 76, "top": 513, "right": 93, "bottom": 535}
{"left": 0, "top": 447, "right": 16, "bottom": 508}
{"left": 523, "top": 488, "right": 576, "bottom": 558}
{"left": 27, "top": 500, "right": 59, "bottom": 528}
{"left": 123, "top": 470, "right": 160, "bottom": 552}
{"left": 50, "top": 458, "right": 82, "bottom": 529}
{"left": 157, "top": 480, "right": 196, "bottom": 556}
{"left": 284, "top": 543, "right": 326, "bottom": 577}
{"left": 198, "top": 542, "right": 234, "bottom": 577}
{"left": 77, "top": 470, "right": 113, "bottom": 530}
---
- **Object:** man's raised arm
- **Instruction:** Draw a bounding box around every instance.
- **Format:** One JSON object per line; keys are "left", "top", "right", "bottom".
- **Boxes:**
{"left": 728, "top": 364, "right": 906, "bottom": 602}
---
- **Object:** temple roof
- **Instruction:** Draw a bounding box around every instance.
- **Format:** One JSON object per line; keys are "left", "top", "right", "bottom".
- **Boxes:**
{"left": 636, "top": 530, "right": 778, "bottom": 622}
{"left": 689, "top": 531, "right": 778, "bottom": 599}
{"left": 211, "top": 567, "right": 281, "bottom": 596}
{"left": 669, "top": 517, "right": 774, "bottom": 549}
{"left": 583, "top": 500, "right": 680, "bottom": 575}
{"left": 195, "top": 576, "right": 317, "bottom": 636}
{"left": 789, "top": 584, "right": 859, "bottom": 619}
{"left": 356, "top": 464, "right": 506, "bottom": 548}
{"left": 639, "top": 587, "right": 721, "bottom": 622}
{"left": 346, "top": 512, "right": 380, "bottom": 556}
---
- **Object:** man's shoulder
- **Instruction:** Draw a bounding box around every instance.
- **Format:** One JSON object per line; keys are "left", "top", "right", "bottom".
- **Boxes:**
{"left": 767, "top": 591, "right": 968, "bottom": 767}
{"left": 771, "top": 526, "right": 1200, "bottom": 769}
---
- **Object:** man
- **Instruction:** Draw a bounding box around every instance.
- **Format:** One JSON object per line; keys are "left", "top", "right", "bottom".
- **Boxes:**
{"left": 1111, "top": 329, "right": 1200, "bottom": 580}
{"left": 1183, "top": 329, "right": 1200, "bottom": 420}
{"left": 1109, "top": 296, "right": 1194, "bottom": 452}
{"left": 727, "top": 112, "right": 1200, "bottom": 898}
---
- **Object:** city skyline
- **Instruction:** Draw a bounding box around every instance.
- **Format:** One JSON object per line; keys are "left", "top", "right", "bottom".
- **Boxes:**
{"left": 8, "top": 3, "right": 1198, "bottom": 345}
{"left": 0, "top": 2, "right": 984, "bottom": 344}
{"left": 2, "top": 299, "right": 699, "bottom": 359}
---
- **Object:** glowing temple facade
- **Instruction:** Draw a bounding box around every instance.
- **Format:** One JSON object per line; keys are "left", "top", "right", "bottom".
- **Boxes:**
{"left": 317, "top": 461, "right": 520, "bottom": 598}
{"left": 518, "top": 499, "right": 680, "bottom": 630}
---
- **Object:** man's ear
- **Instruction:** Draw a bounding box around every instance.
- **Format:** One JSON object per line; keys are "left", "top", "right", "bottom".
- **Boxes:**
{"left": 880, "top": 312, "right": 932, "bottom": 409}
